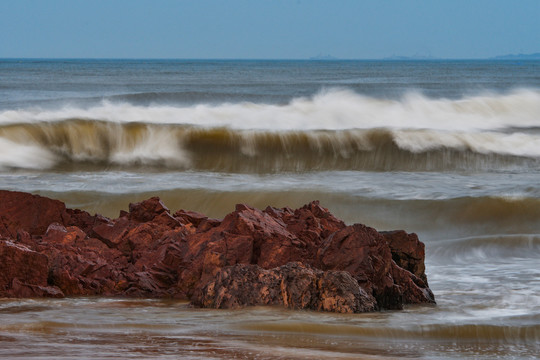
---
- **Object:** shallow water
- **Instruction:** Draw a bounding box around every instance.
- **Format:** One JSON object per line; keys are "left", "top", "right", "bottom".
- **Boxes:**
{"left": 0, "top": 297, "right": 537, "bottom": 360}
{"left": 1, "top": 59, "right": 539, "bottom": 359}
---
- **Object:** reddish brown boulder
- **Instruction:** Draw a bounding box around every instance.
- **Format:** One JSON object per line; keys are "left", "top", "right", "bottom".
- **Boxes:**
{"left": 0, "top": 220, "right": 10, "bottom": 239}
{"left": 0, "top": 190, "right": 109, "bottom": 239}
{"left": 8, "top": 278, "right": 64, "bottom": 298}
{"left": 192, "top": 262, "right": 377, "bottom": 313}
{"left": 316, "top": 224, "right": 397, "bottom": 308}
{"left": 0, "top": 191, "right": 435, "bottom": 312}
{"left": 128, "top": 197, "right": 170, "bottom": 223}
{"left": 381, "top": 230, "right": 428, "bottom": 285}
{"left": 174, "top": 203, "right": 314, "bottom": 297}
{"left": 173, "top": 201, "right": 434, "bottom": 310}
{"left": 0, "top": 239, "right": 63, "bottom": 297}
{"left": 174, "top": 209, "right": 210, "bottom": 227}
{"left": 122, "top": 227, "right": 186, "bottom": 297}
{"left": 0, "top": 190, "right": 66, "bottom": 237}
{"left": 63, "top": 208, "right": 111, "bottom": 235}
{"left": 39, "top": 224, "right": 127, "bottom": 296}
{"left": 316, "top": 224, "right": 434, "bottom": 309}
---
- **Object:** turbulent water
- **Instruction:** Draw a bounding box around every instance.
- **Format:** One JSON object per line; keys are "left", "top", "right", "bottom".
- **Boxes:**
{"left": 1, "top": 59, "right": 539, "bottom": 359}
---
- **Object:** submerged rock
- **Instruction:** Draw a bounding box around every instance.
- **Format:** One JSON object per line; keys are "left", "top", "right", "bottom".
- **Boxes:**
{"left": 0, "top": 190, "right": 435, "bottom": 312}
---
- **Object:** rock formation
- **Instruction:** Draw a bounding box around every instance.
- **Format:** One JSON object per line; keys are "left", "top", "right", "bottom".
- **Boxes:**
{"left": 0, "top": 190, "right": 435, "bottom": 312}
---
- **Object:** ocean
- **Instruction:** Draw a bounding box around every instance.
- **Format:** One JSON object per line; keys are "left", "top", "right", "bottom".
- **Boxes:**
{"left": 0, "top": 59, "right": 539, "bottom": 359}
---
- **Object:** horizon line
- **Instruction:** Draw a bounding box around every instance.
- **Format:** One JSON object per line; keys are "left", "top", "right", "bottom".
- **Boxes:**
{"left": 1, "top": 56, "right": 538, "bottom": 61}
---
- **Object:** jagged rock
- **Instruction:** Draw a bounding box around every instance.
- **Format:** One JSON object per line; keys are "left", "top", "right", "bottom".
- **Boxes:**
{"left": 381, "top": 230, "right": 428, "bottom": 285}
{"left": 0, "top": 190, "right": 435, "bottom": 312}
{"left": 128, "top": 197, "right": 170, "bottom": 223}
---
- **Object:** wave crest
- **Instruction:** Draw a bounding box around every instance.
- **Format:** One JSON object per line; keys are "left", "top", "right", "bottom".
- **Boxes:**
{"left": 1, "top": 88, "right": 539, "bottom": 131}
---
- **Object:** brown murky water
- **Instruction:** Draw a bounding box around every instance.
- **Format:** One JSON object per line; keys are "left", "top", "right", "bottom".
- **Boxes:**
{"left": 1, "top": 296, "right": 537, "bottom": 360}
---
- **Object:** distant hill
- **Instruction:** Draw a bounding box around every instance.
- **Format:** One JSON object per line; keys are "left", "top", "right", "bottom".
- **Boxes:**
{"left": 309, "top": 54, "right": 338, "bottom": 60}
{"left": 383, "top": 55, "right": 438, "bottom": 60}
{"left": 492, "top": 52, "right": 540, "bottom": 60}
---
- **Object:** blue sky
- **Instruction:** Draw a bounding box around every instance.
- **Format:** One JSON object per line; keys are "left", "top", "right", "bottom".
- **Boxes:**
{"left": 0, "top": 0, "right": 538, "bottom": 59}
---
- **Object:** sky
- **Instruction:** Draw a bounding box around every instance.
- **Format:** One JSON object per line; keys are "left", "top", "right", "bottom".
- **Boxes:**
{"left": 0, "top": 0, "right": 538, "bottom": 59}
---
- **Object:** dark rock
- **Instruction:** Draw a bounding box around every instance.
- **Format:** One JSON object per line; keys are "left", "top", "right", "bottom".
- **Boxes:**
{"left": 192, "top": 262, "right": 376, "bottom": 313}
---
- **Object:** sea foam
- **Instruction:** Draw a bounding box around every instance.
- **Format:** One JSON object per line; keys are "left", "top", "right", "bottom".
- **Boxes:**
{"left": 1, "top": 88, "right": 539, "bottom": 131}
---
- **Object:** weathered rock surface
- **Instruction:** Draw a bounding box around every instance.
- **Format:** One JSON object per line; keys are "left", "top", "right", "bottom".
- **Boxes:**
{"left": 0, "top": 240, "right": 63, "bottom": 297}
{"left": 192, "top": 262, "right": 377, "bottom": 313}
{"left": 0, "top": 190, "right": 435, "bottom": 312}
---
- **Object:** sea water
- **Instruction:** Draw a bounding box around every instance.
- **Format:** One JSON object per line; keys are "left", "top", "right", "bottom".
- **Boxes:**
{"left": 0, "top": 59, "right": 539, "bottom": 359}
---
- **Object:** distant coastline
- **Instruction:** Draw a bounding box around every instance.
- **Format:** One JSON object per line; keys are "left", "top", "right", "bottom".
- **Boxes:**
{"left": 1, "top": 53, "right": 540, "bottom": 61}
{"left": 309, "top": 52, "right": 540, "bottom": 61}
{"left": 383, "top": 55, "right": 437, "bottom": 61}
{"left": 309, "top": 54, "right": 339, "bottom": 60}
{"left": 490, "top": 52, "right": 540, "bottom": 60}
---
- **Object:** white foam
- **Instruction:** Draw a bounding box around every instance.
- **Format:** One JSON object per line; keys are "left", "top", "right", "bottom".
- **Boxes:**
{"left": 0, "top": 138, "right": 57, "bottom": 170}
{"left": 1, "top": 88, "right": 539, "bottom": 131}
{"left": 393, "top": 129, "right": 540, "bottom": 157}
{"left": 109, "top": 128, "right": 191, "bottom": 167}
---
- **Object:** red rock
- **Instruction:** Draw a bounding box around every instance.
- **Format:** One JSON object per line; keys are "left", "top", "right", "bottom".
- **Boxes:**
{"left": 316, "top": 223, "right": 435, "bottom": 309}
{"left": 90, "top": 216, "right": 131, "bottom": 248}
{"left": 174, "top": 209, "right": 210, "bottom": 226}
{"left": 282, "top": 202, "right": 346, "bottom": 241}
{"left": 390, "top": 262, "right": 435, "bottom": 305}
{"left": 0, "top": 239, "right": 63, "bottom": 297}
{"left": 0, "top": 240, "right": 48, "bottom": 287}
{"left": 0, "top": 190, "right": 66, "bottom": 236}
{"left": 174, "top": 204, "right": 307, "bottom": 297}
{"left": 381, "top": 230, "right": 429, "bottom": 285}
{"left": 46, "top": 246, "right": 127, "bottom": 296}
{"left": 0, "top": 219, "right": 10, "bottom": 239}
{"left": 62, "top": 208, "right": 111, "bottom": 235}
{"left": 0, "top": 191, "right": 435, "bottom": 312}
{"left": 128, "top": 197, "right": 169, "bottom": 223}
{"left": 9, "top": 278, "right": 64, "bottom": 298}
{"left": 43, "top": 223, "right": 88, "bottom": 247}
{"left": 316, "top": 223, "right": 398, "bottom": 308}
{"left": 49, "top": 268, "right": 83, "bottom": 295}
{"left": 38, "top": 224, "right": 128, "bottom": 296}
{"left": 16, "top": 229, "right": 33, "bottom": 247}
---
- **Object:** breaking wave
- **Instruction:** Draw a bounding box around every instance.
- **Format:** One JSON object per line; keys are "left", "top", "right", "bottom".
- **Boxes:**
{"left": 0, "top": 89, "right": 539, "bottom": 171}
